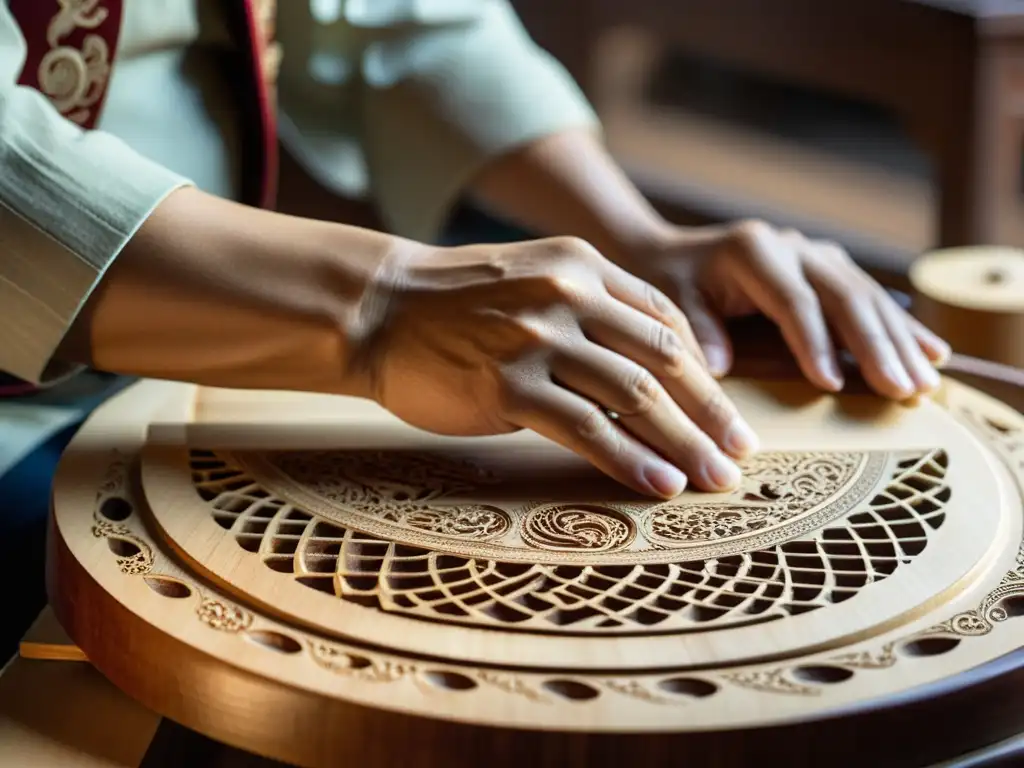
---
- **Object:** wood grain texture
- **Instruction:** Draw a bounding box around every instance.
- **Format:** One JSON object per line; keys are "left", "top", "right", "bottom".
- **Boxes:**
{"left": 911, "top": 247, "right": 1024, "bottom": 370}
{"left": 43, "top": 362, "right": 1024, "bottom": 767}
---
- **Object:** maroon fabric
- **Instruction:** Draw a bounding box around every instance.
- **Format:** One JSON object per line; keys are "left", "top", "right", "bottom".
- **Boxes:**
{"left": 1, "top": 1, "right": 277, "bottom": 396}
{"left": 224, "top": 0, "right": 278, "bottom": 209}
{"left": 9, "top": 0, "right": 123, "bottom": 130}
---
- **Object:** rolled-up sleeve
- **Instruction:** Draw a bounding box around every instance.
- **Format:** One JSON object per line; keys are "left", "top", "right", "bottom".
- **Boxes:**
{"left": 0, "top": 5, "right": 192, "bottom": 384}
{"left": 358, "top": 0, "right": 599, "bottom": 242}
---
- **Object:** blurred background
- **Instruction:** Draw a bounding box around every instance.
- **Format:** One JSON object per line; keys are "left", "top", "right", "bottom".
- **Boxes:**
{"left": 505, "top": 0, "right": 1024, "bottom": 291}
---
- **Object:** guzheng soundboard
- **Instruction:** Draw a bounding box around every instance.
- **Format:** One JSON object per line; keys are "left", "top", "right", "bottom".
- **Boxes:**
{"left": 47, "top": 375, "right": 1024, "bottom": 767}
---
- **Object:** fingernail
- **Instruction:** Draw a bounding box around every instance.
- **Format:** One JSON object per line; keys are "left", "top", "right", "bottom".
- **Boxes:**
{"left": 703, "top": 453, "right": 741, "bottom": 491}
{"left": 819, "top": 356, "right": 844, "bottom": 391}
{"left": 930, "top": 339, "right": 952, "bottom": 366}
{"left": 643, "top": 463, "right": 688, "bottom": 498}
{"left": 888, "top": 363, "right": 915, "bottom": 396}
{"left": 919, "top": 365, "right": 941, "bottom": 391}
{"left": 724, "top": 420, "right": 759, "bottom": 458}
{"left": 705, "top": 346, "right": 728, "bottom": 377}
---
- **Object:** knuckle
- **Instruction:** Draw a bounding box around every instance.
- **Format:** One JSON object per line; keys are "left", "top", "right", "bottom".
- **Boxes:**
{"left": 732, "top": 218, "right": 772, "bottom": 245}
{"left": 575, "top": 404, "right": 611, "bottom": 441}
{"left": 551, "top": 235, "right": 600, "bottom": 263}
{"left": 536, "top": 272, "right": 589, "bottom": 307}
{"left": 701, "top": 390, "right": 737, "bottom": 426}
{"left": 621, "top": 367, "right": 661, "bottom": 415}
{"left": 651, "top": 323, "right": 688, "bottom": 373}
{"left": 643, "top": 282, "right": 676, "bottom": 319}
{"left": 508, "top": 314, "right": 551, "bottom": 348}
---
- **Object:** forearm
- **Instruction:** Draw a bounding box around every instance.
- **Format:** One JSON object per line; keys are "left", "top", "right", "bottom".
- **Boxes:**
{"left": 56, "top": 187, "right": 400, "bottom": 397}
{"left": 469, "top": 128, "right": 675, "bottom": 262}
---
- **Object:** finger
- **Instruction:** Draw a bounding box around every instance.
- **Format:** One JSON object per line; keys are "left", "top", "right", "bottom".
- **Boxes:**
{"left": 501, "top": 381, "right": 690, "bottom": 499}
{"left": 818, "top": 289, "right": 916, "bottom": 399}
{"left": 550, "top": 342, "right": 742, "bottom": 492}
{"left": 677, "top": 286, "right": 733, "bottom": 377}
{"left": 876, "top": 298, "right": 941, "bottom": 393}
{"left": 727, "top": 232, "right": 843, "bottom": 391}
{"left": 580, "top": 300, "right": 757, "bottom": 459}
{"left": 906, "top": 316, "right": 952, "bottom": 365}
{"left": 799, "top": 238, "right": 921, "bottom": 398}
{"left": 599, "top": 262, "right": 709, "bottom": 370}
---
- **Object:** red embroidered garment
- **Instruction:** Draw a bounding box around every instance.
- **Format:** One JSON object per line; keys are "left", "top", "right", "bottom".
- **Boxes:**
{"left": 8, "top": 0, "right": 124, "bottom": 130}
{"left": 1, "top": 0, "right": 279, "bottom": 396}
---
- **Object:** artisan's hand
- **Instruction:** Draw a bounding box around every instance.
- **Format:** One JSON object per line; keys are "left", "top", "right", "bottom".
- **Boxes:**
{"left": 622, "top": 222, "right": 951, "bottom": 399}
{"left": 357, "top": 237, "right": 759, "bottom": 498}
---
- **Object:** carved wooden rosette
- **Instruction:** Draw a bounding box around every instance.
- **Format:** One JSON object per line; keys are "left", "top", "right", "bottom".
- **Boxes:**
{"left": 47, "top": 377, "right": 1024, "bottom": 767}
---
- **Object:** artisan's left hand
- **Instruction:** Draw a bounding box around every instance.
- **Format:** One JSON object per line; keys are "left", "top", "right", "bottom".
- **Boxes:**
{"left": 624, "top": 221, "right": 950, "bottom": 399}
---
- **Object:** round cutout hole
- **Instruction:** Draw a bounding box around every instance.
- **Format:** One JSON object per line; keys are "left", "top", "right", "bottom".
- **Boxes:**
{"left": 346, "top": 654, "right": 372, "bottom": 670}
{"left": 543, "top": 679, "right": 600, "bottom": 701}
{"left": 792, "top": 665, "right": 854, "bottom": 684}
{"left": 143, "top": 577, "right": 192, "bottom": 599}
{"left": 423, "top": 670, "right": 478, "bottom": 691}
{"left": 99, "top": 497, "right": 132, "bottom": 521}
{"left": 657, "top": 677, "right": 718, "bottom": 698}
{"left": 996, "top": 596, "right": 1024, "bottom": 619}
{"left": 247, "top": 630, "right": 302, "bottom": 654}
{"left": 107, "top": 537, "right": 140, "bottom": 558}
{"left": 900, "top": 636, "right": 961, "bottom": 658}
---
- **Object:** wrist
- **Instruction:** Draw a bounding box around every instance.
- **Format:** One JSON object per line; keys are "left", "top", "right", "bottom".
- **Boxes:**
{"left": 66, "top": 188, "right": 404, "bottom": 398}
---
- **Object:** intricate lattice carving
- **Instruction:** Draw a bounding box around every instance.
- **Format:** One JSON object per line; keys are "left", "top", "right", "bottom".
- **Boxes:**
{"left": 916, "top": 410, "right": 1024, "bottom": 638}
{"left": 189, "top": 449, "right": 950, "bottom": 634}
{"left": 82, "top": 392, "right": 1024, "bottom": 718}
{"left": 646, "top": 453, "right": 864, "bottom": 544}
{"left": 219, "top": 448, "right": 886, "bottom": 565}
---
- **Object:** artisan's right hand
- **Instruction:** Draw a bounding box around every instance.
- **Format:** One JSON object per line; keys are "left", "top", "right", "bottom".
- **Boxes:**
{"left": 58, "top": 188, "right": 753, "bottom": 499}
{"left": 356, "top": 237, "right": 759, "bottom": 498}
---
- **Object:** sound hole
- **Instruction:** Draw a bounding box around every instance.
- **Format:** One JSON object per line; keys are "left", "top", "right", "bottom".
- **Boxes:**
{"left": 99, "top": 497, "right": 132, "bottom": 521}
{"left": 247, "top": 630, "right": 302, "bottom": 654}
{"left": 900, "top": 636, "right": 961, "bottom": 658}
{"left": 657, "top": 677, "right": 718, "bottom": 698}
{"left": 423, "top": 671, "right": 478, "bottom": 691}
{"left": 791, "top": 665, "right": 854, "bottom": 684}
{"left": 107, "top": 538, "right": 140, "bottom": 558}
{"left": 143, "top": 577, "right": 192, "bottom": 599}
{"left": 543, "top": 679, "right": 600, "bottom": 701}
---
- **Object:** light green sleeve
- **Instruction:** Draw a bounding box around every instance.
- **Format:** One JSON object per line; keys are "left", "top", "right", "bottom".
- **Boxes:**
{"left": 0, "top": 4, "right": 192, "bottom": 385}
{"left": 358, "top": 0, "right": 600, "bottom": 242}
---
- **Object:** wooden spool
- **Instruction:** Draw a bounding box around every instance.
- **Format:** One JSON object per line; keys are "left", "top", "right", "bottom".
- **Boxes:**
{"left": 911, "top": 246, "right": 1024, "bottom": 369}
{"left": 47, "top": 375, "right": 1024, "bottom": 767}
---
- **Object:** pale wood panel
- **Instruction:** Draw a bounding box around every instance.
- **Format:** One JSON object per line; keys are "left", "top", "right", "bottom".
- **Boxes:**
{"left": 0, "top": 653, "right": 159, "bottom": 768}
{"left": 20, "top": 605, "right": 87, "bottom": 662}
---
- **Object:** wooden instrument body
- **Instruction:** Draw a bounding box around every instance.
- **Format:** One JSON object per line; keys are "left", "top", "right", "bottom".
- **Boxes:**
{"left": 47, "top": 375, "right": 1024, "bottom": 767}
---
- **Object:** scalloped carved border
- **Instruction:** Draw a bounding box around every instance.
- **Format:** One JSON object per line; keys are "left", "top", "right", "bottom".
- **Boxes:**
{"left": 82, "top": 402, "right": 1024, "bottom": 705}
